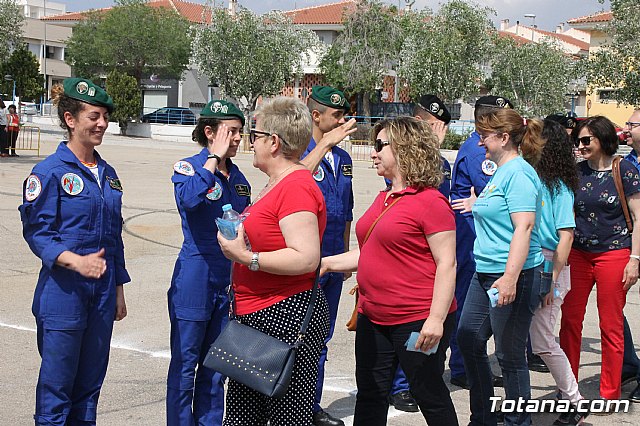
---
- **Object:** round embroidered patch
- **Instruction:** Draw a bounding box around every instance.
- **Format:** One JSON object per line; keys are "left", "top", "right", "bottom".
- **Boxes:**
{"left": 61, "top": 173, "right": 84, "bottom": 195}
{"left": 206, "top": 182, "right": 223, "bottom": 200}
{"left": 313, "top": 167, "right": 325, "bottom": 182}
{"left": 481, "top": 159, "right": 497, "bottom": 176}
{"left": 173, "top": 161, "right": 195, "bottom": 176}
{"left": 25, "top": 175, "right": 42, "bottom": 201}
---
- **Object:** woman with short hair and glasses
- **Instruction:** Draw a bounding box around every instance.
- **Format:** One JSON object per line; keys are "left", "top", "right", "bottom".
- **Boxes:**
{"left": 559, "top": 115, "right": 640, "bottom": 406}
{"left": 217, "top": 96, "right": 330, "bottom": 425}
{"left": 322, "top": 116, "right": 458, "bottom": 425}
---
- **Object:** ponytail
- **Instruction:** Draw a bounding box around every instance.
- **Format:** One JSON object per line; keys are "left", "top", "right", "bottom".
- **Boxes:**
{"left": 520, "top": 118, "right": 545, "bottom": 166}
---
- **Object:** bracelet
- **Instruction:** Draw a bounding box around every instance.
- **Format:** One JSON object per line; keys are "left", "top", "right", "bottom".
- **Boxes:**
{"left": 207, "top": 153, "right": 222, "bottom": 163}
{"left": 630, "top": 255, "right": 640, "bottom": 261}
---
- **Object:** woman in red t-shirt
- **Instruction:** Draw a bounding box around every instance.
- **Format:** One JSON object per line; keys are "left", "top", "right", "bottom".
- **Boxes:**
{"left": 6, "top": 104, "right": 20, "bottom": 157}
{"left": 217, "top": 97, "right": 330, "bottom": 426}
{"left": 322, "top": 117, "right": 458, "bottom": 425}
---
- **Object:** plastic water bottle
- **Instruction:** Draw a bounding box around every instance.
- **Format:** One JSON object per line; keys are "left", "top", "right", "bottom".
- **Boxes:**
{"left": 216, "top": 204, "right": 240, "bottom": 240}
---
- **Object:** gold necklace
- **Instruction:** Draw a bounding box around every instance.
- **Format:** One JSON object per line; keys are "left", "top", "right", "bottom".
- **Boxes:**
{"left": 252, "top": 162, "right": 301, "bottom": 205}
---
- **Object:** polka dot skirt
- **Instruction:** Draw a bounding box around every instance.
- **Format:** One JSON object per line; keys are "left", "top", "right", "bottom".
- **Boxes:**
{"left": 223, "top": 288, "right": 330, "bottom": 426}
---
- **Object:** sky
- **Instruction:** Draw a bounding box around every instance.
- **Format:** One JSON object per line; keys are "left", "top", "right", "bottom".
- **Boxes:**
{"left": 63, "top": 0, "right": 611, "bottom": 32}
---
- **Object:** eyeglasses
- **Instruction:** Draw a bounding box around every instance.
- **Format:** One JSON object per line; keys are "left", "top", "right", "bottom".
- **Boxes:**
{"left": 479, "top": 133, "right": 500, "bottom": 142}
{"left": 249, "top": 129, "right": 288, "bottom": 145}
{"left": 626, "top": 122, "right": 640, "bottom": 129}
{"left": 374, "top": 139, "right": 390, "bottom": 152}
{"left": 574, "top": 135, "right": 595, "bottom": 147}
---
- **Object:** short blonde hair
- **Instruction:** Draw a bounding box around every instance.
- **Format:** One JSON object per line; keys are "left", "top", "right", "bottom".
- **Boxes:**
{"left": 372, "top": 117, "right": 442, "bottom": 189}
{"left": 254, "top": 97, "right": 312, "bottom": 158}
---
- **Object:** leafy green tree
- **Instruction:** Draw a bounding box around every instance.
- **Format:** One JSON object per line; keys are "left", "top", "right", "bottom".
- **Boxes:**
{"left": 0, "top": 45, "right": 44, "bottom": 107}
{"left": 320, "top": 0, "right": 404, "bottom": 118}
{"left": 584, "top": 0, "right": 640, "bottom": 106}
{"left": 489, "top": 36, "right": 576, "bottom": 117}
{"left": 192, "top": 7, "right": 317, "bottom": 128}
{"left": 398, "top": 0, "right": 495, "bottom": 104}
{"left": 106, "top": 70, "right": 141, "bottom": 135}
{"left": 66, "top": 0, "right": 192, "bottom": 83}
{"left": 0, "top": 0, "right": 25, "bottom": 64}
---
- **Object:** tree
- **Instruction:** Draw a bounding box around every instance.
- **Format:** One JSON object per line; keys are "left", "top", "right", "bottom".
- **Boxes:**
{"left": 106, "top": 70, "right": 141, "bottom": 135}
{"left": 65, "top": 0, "right": 192, "bottom": 83}
{"left": 319, "top": 0, "right": 404, "bottom": 118}
{"left": 0, "top": 0, "right": 25, "bottom": 65}
{"left": 0, "top": 44, "right": 45, "bottom": 107}
{"left": 489, "top": 36, "right": 576, "bottom": 117}
{"left": 398, "top": 0, "right": 495, "bottom": 104}
{"left": 584, "top": 0, "right": 640, "bottom": 106}
{"left": 192, "top": 7, "right": 317, "bottom": 128}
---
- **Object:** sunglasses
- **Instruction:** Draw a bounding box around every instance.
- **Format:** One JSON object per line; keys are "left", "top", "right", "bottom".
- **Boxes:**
{"left": 249, "top": 129, "right": 288, "bottom": 145}
{"left": 374, "top": 139, "right": 390, "bottom": 152}
{"left": 574, "top": 135, "right": 595, "bottom": 148}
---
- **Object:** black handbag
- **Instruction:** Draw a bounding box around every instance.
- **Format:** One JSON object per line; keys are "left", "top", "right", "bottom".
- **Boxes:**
{"left": 202, "top": 266, "right": 319, "bottom": 398}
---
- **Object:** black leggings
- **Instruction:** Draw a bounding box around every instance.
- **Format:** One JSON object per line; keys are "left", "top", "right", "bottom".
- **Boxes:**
{"left": 354, "top": 313, "right": 458, "bottom": 426}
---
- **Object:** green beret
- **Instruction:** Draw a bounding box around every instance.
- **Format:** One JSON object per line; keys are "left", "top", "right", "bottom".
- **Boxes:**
{"left": 200, "top": 100, "right": 245, "bottom": 126}
{"left": 63, "top": 78, "right": 114, "bottom": 113}
{"left": 310, "top": 85, "right": 350, "bottom": 111}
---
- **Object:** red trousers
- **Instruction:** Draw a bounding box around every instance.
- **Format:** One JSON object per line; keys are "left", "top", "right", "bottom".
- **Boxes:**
{"left": 559, "top": 247, "right": 628, "bottom": 399}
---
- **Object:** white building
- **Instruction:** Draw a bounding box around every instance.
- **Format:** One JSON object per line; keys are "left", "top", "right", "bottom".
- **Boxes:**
{"left": 17, "top": 0, "right": 72, "bottom": 100}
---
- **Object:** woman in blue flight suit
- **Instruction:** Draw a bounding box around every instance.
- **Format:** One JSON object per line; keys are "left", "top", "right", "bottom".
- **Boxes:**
{"left": 19, "top": 78, "right": 129, "bottom": 426}
{"left": 166, "top": 100, "right": 250, "bottom": 426}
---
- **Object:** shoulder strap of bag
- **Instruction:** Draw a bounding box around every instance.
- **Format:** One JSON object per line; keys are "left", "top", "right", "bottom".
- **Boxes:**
{"left": 612, "top": 156, "right": 633, "bottom": 232}
{"left": 228, "top": 263, "right": 320, "bottom": 344}
{"left": 363, "top": 195, "right": 402, "bottom": 245}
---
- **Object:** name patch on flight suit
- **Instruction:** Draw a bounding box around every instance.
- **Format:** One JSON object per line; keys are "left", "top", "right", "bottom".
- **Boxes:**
{"left": 342, "top": 164, "right": 353, "bottom": 177}
{"left": 61, "top": 173, "right": 84, "bottom": 195}
{"left": 174, "top": 161, "right": 195, "bottom": 176}
{"left": 235, "top": 184, "right": 251, "bottom": 197}
{"left": 206, "top": 182, "right": 222, "bottom": 200}
{"left": 25, "top": 175, "right": 42, "bottom": 201}
{"left": 106, "top": 176, "right": 123, "bottom": 191}
{"left": 313, "top": 167, "right": 325, "bottom": 182}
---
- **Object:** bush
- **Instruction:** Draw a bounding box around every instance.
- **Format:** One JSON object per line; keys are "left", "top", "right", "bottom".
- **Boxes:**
{"left": 442, "top": 130, "right": 471, "bottom": 150}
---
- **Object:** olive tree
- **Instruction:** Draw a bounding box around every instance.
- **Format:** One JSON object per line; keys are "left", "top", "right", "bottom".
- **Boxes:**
{"left": 192, "top": 6, "right": 318, "bottom": 128}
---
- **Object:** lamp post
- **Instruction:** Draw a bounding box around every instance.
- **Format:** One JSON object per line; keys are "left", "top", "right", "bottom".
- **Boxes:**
{"left": 524, "top": 13, "right": 536, "bottom": 41}
{"left": 4, "top": 75, "right": 16, "bottom": 104}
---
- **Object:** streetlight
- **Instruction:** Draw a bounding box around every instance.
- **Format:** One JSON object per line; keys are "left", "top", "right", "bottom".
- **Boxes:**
{"left": 4, "top": 75, "right": 16, "bottom": 103}
{"left": 524, "top": 13, "right": 536, "bottom": 41}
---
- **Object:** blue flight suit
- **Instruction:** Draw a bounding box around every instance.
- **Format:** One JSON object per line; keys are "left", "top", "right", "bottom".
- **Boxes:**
{"left": 448, "top": 131, "right": 493, "bottom": 379}
{"left": 302, "top": 139, "right": 354, "bottom": 413}
{"left": 390, "top": 155, "right": 451, "bottom": 396}
{"left": 19, "top": 141, "right": 130, "bottom": 426}
{"left": 167, "top": 148, "right": 250, "bottom": 426}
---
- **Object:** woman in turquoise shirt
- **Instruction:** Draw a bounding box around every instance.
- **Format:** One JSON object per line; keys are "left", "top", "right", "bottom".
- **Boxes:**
{"left": 523, "top": 120, "right": 586, "bottom": 425}
{"left": 456, "top": 108, "right": 545, "bottom": 426}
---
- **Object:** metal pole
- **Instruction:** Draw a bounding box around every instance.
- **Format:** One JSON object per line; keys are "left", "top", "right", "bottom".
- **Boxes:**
{"left": 43, "top": 0, "right": 48, "bottom": 100}
{"left": 12, "top": 80, "right": 16, "bottom": 103}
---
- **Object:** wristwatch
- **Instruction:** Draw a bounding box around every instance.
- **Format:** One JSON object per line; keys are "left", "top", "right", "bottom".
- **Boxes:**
{"left": 207, "top": 153, "right": 222, "bottom": 163}
{"left": 249, "top": 252, "right": 260, "bottom": 271}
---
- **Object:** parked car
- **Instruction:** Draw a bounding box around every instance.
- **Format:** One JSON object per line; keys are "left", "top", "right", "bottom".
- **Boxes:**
{"left": 141, "top": 107, "right": 196, "bottom": 125}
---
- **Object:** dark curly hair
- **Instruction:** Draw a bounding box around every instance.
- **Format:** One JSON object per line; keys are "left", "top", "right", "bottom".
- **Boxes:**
{"left": 535, "top": 119, "right": 579, "bottom": 195}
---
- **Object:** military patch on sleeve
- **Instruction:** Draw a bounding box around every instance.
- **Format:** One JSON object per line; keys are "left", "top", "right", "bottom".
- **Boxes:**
{"left": 106, "top": 176, "right": 123, "bottom": 191}
{"left": 235, "top": 184, "right": 251, "bottom": 197}
{"left": 443, "top": 169, "right": 452, "bottom": 180}
{"left": 173, "top": 161, "right": 195, "bottom": 176}
{"left": 25, "top": 174, "right": 42, "bottom": 201}
{"left": 341, "top": 164, "right": 353, "bottom": 177}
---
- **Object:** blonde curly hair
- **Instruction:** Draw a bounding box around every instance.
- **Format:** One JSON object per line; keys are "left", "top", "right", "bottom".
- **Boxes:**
{"left": 372, "top": 117, "right": 443, "bottom": 189}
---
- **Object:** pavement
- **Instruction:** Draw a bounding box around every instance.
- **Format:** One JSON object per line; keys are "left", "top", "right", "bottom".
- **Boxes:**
{"left": 1, "top": 124, "right": 639, "bottom": 425}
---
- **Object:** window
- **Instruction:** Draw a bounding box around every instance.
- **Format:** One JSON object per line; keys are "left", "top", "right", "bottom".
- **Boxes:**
{"left": 598, "top": 89, "right": 618, "bottom": 103}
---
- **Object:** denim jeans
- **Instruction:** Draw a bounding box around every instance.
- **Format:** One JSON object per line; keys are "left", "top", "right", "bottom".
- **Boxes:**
{"left": 354, "top": 313, "right": 458, "bottom": 426}
{"left": 457, "top": 265, "right": 542, "bottom": 426}
{"left": 623, "top": 316, "right": 640, "bottom": 382}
